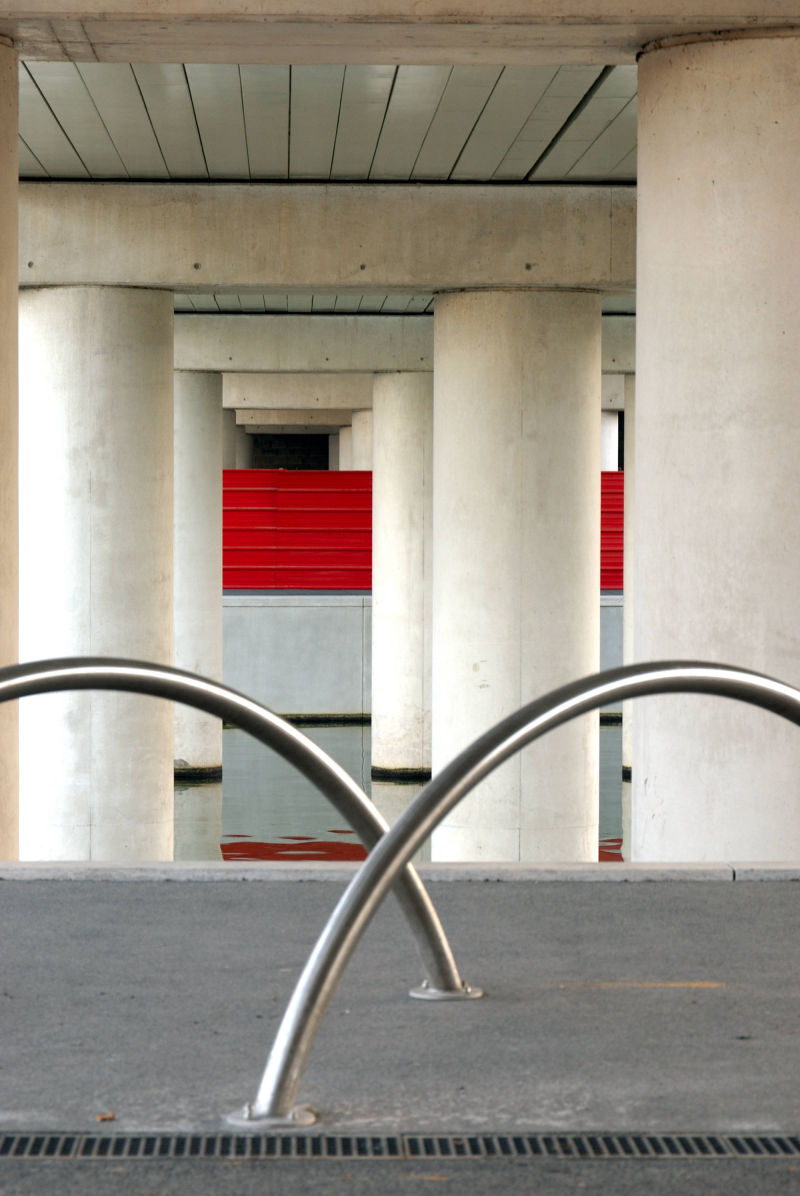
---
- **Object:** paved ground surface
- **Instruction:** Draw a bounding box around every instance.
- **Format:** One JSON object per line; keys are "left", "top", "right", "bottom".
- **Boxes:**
{"left": 2, "top": 862, "right": 800, "bottom": 1192}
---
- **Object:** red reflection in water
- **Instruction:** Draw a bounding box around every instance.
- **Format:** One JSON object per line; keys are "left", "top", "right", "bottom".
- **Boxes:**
{"left": 221, "top": 834, "right": 367, "bottom": 862}
{"left": 599, "top": 836, "right": 623, "bottom": 862}
{"left": 223, "top": 833, "right": 624, "bottom": 863}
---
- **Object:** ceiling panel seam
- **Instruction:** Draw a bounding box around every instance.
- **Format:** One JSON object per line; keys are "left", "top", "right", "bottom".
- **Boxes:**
{"left": 525, "top": 64, "right": 614, "bottom": 181}
{"left": 365, "top": 65, "right": 398, "bottom": 179}
{"left": 130, "top": 65, "right": 167, "bottom": 176}
{"left": 72, "top": 62, "right": 131, "bottom": 179}
{"left": 328, "top": 64, "right": 348, "bottom": 180}
{"left": 408, "top": 64, "right": 454, "bottom": 179}
{"left": 446, "top": 66, "right": 507, "bottom": 181}
{"left": 236, "top": 66, "right": 252, "bottom": 179}
{"left": 21, "top": 62, "right": 90, "bottom": 177}
{"left": 184, "top": 63, "right": 210, "bottom": 178}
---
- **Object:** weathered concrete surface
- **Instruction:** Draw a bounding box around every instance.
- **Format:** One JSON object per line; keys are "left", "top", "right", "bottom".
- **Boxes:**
{"left": 223, "top": 593, "right": 371, "bottom": 718}
{"left": 179, "top": 314, "right": 634, "bottom": 375}
{"left": 371, "top": 372, "right": 433, "bottom": 773}
{"left": 633, "top": 33, "right": 800, "bottom": 861}
{"left": 177, "top": 315, "right": 433, "bottom": 374}
{"left": 431, "top": 290, "right": 600, "bottom": 861}
{"left": 18, "top": 287, "right": 175, "bottom": 860}
{"left": 223, "top": 373, "right": 374, "bottom": 411}
{"left": 235, "top": 409, "right": 353, "bottom": 431}
{"left": 173, "top": 371, "right": 223, "bottom": 773}
{"left": 19, "top": 183, "right": 635, "bottom": 293}
{"left": 5, "top": 2, "right": 800, "bottom": 66}
{"left": 0, "top": 39, "right": 17, "bottom": 859}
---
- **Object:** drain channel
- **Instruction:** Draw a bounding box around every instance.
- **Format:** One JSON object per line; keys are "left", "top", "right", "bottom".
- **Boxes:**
{"left": 3, "top": 1132, "right": 800, "bottom": 1162}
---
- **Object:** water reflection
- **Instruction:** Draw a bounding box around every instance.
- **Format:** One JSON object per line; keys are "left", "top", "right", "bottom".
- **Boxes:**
{"left": 174, "top": 779, "right": 223, "bottom": 860}
{"left": 174, "top": 723, "right": 624, "bottom": 862}
{"left": 221, "top": 724, "right": 370, "bottom": 862}
{"left": 599, "top": 718, "right": 623, "bottom": 861}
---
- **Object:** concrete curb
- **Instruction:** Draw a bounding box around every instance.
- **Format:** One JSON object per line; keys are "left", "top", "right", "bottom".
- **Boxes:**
{"left": 2, "top": 860, "right": 800, "bottom": 881}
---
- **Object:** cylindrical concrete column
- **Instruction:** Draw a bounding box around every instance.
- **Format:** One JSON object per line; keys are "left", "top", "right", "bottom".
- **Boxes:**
{"left": 371, "top": 372, "right": 433, "bottom": 776}
{"left": 222, "top": 410, "right": 253, "bottom": 469}
{"left": 0, "top": 39, "right": 17, "bottom": 859}
{"left": 328, "top": 433, "right": 340, "bottom": 470}
{"left": 621, "top": 374, "right": 635, "bottom": 859}
{"left": 431, "top": 290, "right": 601, "bottom": 861}
{"left": 338, "top": 426, "right": 353, "bottom": 471}
{"left": 174, "top": 370, "right": 223, "bottom": 776}
{"left": 351, "top": 409, "right": 373, "bottom": 471}
{"left": 19, "top": 287, "right": 174, "bottom": 860}
{"left": 633, "top": 33, "right": 800, "bottom": 860}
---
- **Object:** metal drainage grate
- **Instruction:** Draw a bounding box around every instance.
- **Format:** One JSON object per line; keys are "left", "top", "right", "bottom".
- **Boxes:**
{"left": 2, "top": 1132, "right": 800, "bottom": 1161}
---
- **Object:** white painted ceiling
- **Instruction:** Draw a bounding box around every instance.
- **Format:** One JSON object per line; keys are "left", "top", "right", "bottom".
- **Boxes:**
{"left": 19, "top": 61, "right": 638, "bottom": 315}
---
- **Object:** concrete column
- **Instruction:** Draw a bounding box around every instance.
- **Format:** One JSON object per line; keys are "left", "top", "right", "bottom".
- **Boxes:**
{"left": 633, "top": 33, "right": 800, "bottom": 860}
{"left": 174, "top": 371, "right": 223, "bottom": 777}
{"left": 601, "top": 411, "right": 619, "bottom": 470}
{"left": 0, "top": 40, "right": 17, "bottom": 859}
{"left": 371, "top": 372, "right": 433, "bottom": 777}
{"left": 351, "top": 409, "right": 373, "bottom": 471}
{"left": 431, "top": 290, "right": 601, "bottom": 861}
{"left": 18, "top": 287, "right": 174, "bottom": 860}
{"left": 621, "top": 375, "right": 635, "bottom": 859}
{"left": 328, "top": 433, "right": 340, "bottom": 470}
{"left": 222, "top": 409, "right": 236, "bottom": 468}
{"left": 339, "top": 427, "right": 353, "bottom": 470}
{"left": 223, "top": 410, "right": 253, "bottom": 469}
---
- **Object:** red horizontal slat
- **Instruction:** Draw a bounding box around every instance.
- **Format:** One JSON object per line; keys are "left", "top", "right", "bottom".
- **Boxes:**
{"left": 274, "top": 491, "right": 371, "bottom": 510}
{"left": 224, "top": 568, "right": 371, "bottom": 590}
{"left": 225, "top": 548, "right": 370, "bottom": 568}
{"left": 277, "top": 509, "right": 371, "bottom": 531}
{"left": 223, "top": 489, "right": 276, "bottom": 508}
{"left": 224, "top": 529, "right": 370, "bottom": 550}
{"left": 223, "top": 508, "right": 371, "bottom": 531}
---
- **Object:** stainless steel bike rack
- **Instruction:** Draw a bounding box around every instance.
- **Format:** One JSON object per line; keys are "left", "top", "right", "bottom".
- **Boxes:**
{"left": 243, "top": 660, "right": 800, "bottom": 1126}
{"left": 0, "top": 656, "right": 476, "bottom": 1069}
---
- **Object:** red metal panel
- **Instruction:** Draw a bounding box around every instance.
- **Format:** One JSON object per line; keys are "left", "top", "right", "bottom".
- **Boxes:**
{"left": 600, "top": 471, "right": 624, "bottom": 591}
{"left": 223, "top": 469, "right": 623, "bottom": 593}
{"left": 222, "top": 469, "right": 372, "bottom": 590}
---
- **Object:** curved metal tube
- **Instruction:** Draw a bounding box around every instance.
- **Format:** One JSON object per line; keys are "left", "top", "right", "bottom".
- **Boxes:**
{"left": 0, "top": 657, "right": 465, "bottom": 994}
{"left": 251, "top": 660, "right": 800, "bottom": 1120}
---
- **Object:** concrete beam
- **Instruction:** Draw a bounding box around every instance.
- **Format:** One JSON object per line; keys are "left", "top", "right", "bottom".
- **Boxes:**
{"left": 175, "top": 315, "right": 432, "bottom": 373}
{"left": 178, "top": 314, "right": 633, "bottom": 375}
{"left": 4, "top": 4, "right": 800, "bottom": 66}
{"left": 223, "top": 372, "right": 373, "bottom": 410}
{"left": 602, "top": 375, "right": 625, "bottom": 410}
{"left": 20, "top": 183, "right": 635, "bottom": 294}
{"left": 603, "top": 315, "right": 635, "bottom": 373}
{"left": 235, "top": 408, "right": 352, "bottom": 431}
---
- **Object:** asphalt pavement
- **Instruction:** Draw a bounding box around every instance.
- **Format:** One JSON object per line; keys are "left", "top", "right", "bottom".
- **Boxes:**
{"left": 2, "top": 860, "right": 799, "bottom": 1192}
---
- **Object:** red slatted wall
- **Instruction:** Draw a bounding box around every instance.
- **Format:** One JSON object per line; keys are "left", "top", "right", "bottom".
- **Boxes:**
{"left": 223, "top": 469, "right": 624, "bottom": 592}
{"left": 601, "top": 471, "right": 624, "bottom": 590}
{"left": 223, "top": 469, "right": 372, "bottom": 590}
